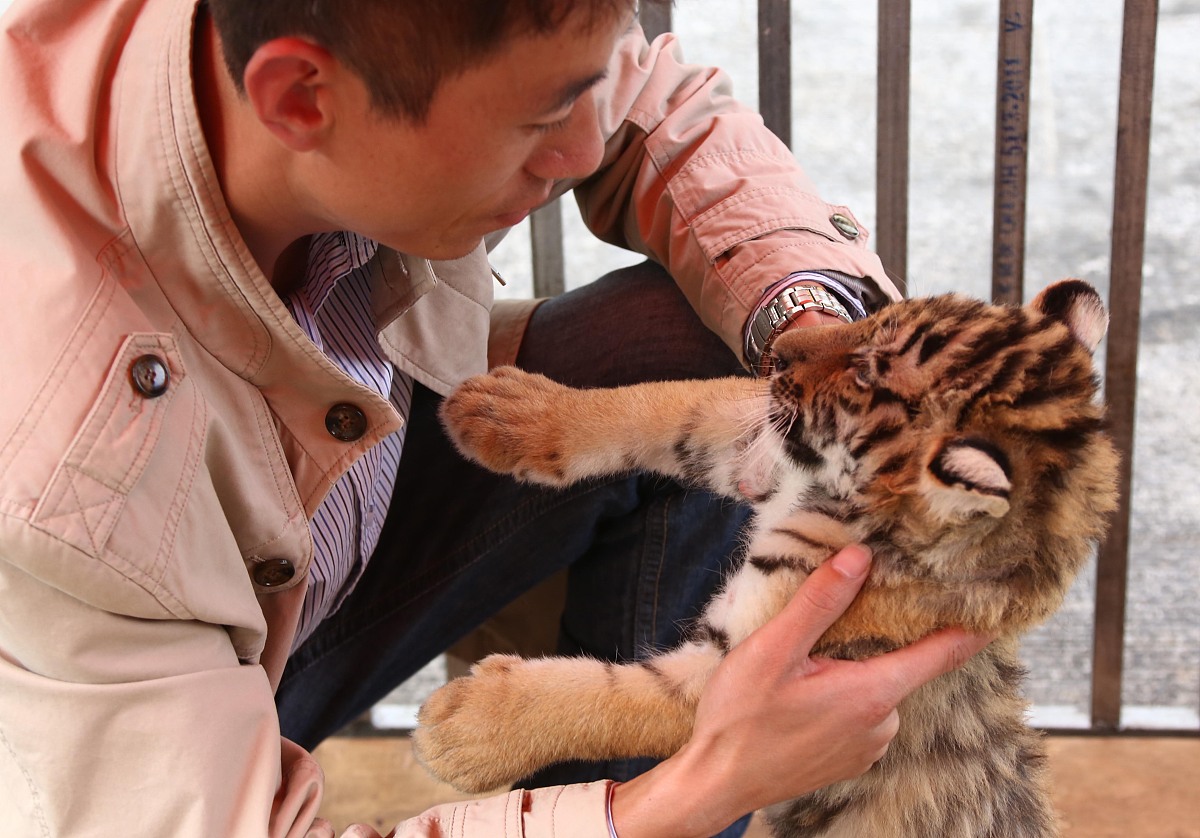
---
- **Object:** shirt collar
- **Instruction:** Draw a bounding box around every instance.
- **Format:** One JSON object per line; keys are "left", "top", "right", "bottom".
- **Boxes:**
{"left": 297, "top": 232, "right": 381, "bottom": 316}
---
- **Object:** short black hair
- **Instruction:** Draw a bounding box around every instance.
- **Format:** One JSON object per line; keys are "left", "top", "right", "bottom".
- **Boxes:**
{"left": 208, "top": 0, "right": 651, "bottom": 122}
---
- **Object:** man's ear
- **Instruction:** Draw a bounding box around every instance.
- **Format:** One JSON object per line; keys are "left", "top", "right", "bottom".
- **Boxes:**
{"left": 242, "top": 38, "right": 339, "bottom": 152}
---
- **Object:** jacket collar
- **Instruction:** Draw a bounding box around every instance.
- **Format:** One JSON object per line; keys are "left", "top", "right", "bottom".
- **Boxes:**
{"left": 112, "top": 0, "right": 406, "bottom": 515}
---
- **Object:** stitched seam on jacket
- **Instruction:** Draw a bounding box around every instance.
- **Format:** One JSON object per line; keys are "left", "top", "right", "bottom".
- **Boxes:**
{"left": 672, "top": 147, "right": 789, "bottom": 179}
{"left": 622, "top": 105, "right": 658, "bottom": 136}
{"left": 147, "top": 380, "right": 208, "bottom": 584}
{"left": 103, "top": 337, "right": 181, "bottom": 494}
{"left": 0, "top": 277, "right": 115, "bottom": 482}
{"left": 705, "top": 216, "right": 840, "bottom": 261}
{"left": 549, "top": 785, "right": 564, "bottom": 838}
{"left": 155, "top": 8, "right": 271, "bottom": 380}
{"left": 723, "top": 239, "right": 880, "bottom": 287}
{"left": 252, "top": 390, "right": 295, "bottom": 519}
{"left": 0, "top": 723, "right": 50, "bottom": 837}
{"left": 690, "top": 185, "right": 827, "bottom": 226}
{"left": 5, "top": 507, "right": 189, "bottom": 617}
{"left": 239, "top": 387, "right": 307, "bottom": 557}
{"left": 504, "top": 790, "right": 515, "bottom": 838}
{"left": 64, "top": 471, "right": 120, "bottom": 556}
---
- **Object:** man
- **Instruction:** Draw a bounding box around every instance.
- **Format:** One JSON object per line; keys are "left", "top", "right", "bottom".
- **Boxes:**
{"left": 0, "top": 0, "right": 988, "bottom": 835}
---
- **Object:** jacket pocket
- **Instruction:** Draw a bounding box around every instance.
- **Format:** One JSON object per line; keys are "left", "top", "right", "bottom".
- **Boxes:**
{"left": 31, "top": 332, "right": 198, "bottom": 599}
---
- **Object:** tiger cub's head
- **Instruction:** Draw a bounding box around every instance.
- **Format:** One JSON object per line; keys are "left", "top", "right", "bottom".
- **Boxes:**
{"left": 768, "top": 279, "right": 1119, "bottom": 632}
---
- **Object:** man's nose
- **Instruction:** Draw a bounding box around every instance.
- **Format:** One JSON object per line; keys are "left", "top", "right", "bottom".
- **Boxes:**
{"left": 524, "top": 94, "right": 605, "bottom": 182}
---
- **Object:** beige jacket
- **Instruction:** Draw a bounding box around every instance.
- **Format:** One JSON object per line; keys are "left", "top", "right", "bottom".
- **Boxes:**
{"left": 0, "top": 0, "right": 896, "bottom": 835}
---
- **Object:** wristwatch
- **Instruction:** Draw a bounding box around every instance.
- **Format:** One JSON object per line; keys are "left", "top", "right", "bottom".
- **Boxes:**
{"left": 744, "top": 283, "right": 853, "bottom": 376}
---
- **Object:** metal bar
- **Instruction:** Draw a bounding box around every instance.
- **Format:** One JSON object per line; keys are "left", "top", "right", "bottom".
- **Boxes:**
{"left": 639, "top": 0, "right": 672, "bottom": 40}
{"left": 876, "top": 0, "right": 911, "bottom": 295}
{"left": 758, "top": 0, "right": 792, "bottom": 148}
{"left": 530, "top": 201, "right": 566, "bottom": 298}
{"left": 991, "top": 0, "right": 1034, "bottom": 305}
{"left": 532, "top": 2, "right": 670, "bottom": 298}
{"left": 1091, "top": 0, "right": 1159, "bottom": 733}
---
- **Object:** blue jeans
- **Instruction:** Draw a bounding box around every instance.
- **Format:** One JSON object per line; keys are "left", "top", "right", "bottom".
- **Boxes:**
{"left": 276, "top": 262, "right": 752, "bottom": 837}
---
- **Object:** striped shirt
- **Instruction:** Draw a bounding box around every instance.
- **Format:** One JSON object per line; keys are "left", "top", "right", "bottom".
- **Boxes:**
{"left": 284, "top": 232, "right": 413, "bottom": 650}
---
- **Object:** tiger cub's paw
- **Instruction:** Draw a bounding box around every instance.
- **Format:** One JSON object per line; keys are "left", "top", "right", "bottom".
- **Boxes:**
{"left": 438, "top": 367, "right": 579, "bottom": 485}
{"left": 412, "top": 654, "right": 547, "bottom": 793}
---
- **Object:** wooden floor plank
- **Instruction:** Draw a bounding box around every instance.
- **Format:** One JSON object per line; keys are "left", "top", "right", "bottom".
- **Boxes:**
{"left": 313, "top": 736, "right": 1200, "bottom": 836}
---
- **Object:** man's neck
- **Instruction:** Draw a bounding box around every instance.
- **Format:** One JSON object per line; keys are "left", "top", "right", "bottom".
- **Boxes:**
{"left": 192, "top": 5, "right": 306, "bottom": 291}
{"left": 271, "top": 236, "right": 314, "bottom": 299}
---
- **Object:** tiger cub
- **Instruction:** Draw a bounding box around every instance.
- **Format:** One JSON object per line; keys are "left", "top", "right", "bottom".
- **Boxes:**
{"left": 414, "top": 279, "right": 1119, "bottom": 837}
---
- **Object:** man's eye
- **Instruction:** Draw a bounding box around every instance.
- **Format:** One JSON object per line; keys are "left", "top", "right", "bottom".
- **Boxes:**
{"left": 532, "top": 116, "right": 571, "bottom": 134}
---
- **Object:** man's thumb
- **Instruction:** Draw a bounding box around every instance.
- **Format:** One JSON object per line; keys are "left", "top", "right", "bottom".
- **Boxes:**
{"left": 776, "top": 544, "right": 872, "bottom": 652}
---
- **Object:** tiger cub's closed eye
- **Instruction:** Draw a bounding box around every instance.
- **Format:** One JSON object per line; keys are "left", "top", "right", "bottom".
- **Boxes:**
{"left": 850, "top": 355, "right": 873, "bottom": 389}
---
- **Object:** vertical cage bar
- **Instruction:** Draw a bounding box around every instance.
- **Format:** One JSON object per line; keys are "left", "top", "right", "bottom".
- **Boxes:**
{"left": 876, "top": 0, "right": 911, "bottom": 295}
{"left": 1091, "top": 0, "right": 1158, "bottom": 733}
{"left": 639, "top": 1, "right": 672, "bottom": 40}
{"left": 533, "top": 1, "right": 674, "bottom": 299}
{"left": 530, "top": 202, "right": 566, "bottom": 298}
{"left": 992, "top": 0, "right": 1034, "bottom": 305}
{"left": 758, "top": 0, "right": 793, "bottom": 148}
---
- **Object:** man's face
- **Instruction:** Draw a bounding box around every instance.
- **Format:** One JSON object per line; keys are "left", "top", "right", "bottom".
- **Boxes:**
{"left": 309, "top": 7, "right": 634, "bottom": 261}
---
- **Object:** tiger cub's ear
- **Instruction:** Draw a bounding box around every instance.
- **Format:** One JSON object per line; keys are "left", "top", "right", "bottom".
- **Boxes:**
{"left": 924, "top": 438, "right": 1013, "bottom": 521}
{"left": 1030, "top": 279, "right": 1108, "bottom": 353}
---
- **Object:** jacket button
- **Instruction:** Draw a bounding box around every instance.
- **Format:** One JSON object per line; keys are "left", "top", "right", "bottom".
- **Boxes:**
{"left": 252, "top": 558, "right": 296, "bottom": 588}
{"left": 830, "top": 213, "right": 860, "bottom": 240}
{"left": 130, "top": 354, "right": 170, "bottom": 398}
{"left": 325, "top": 403, "right": 368, "bottom": 441}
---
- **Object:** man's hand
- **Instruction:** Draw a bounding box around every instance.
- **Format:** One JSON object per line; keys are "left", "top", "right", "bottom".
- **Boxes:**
{"left": 611, "top": 545, "right": 993, "bottom": 838}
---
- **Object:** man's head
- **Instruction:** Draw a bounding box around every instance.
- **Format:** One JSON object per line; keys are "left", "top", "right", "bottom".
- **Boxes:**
{"left": 197, "top": 0, "right": 649, "bottom": 272}
{"left": 208, "top": 0, "right": 643, "bottom": 124}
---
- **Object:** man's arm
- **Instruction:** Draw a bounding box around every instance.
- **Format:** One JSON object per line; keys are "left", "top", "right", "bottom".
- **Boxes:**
{"left": 572, "top": 23, "right": 903, "bottom": 367}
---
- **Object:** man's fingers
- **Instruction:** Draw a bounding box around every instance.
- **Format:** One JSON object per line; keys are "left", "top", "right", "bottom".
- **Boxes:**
{"left": 772, "top": 545, "right": 873, "bottom": 653}
{"left": 868, "top": 627, "right": 995, "bottom": 704}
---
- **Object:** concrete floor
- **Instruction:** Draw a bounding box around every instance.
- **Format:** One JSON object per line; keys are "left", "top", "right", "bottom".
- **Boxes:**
{"left": 313, "top": 734, "right": 1199, "bottom": 837}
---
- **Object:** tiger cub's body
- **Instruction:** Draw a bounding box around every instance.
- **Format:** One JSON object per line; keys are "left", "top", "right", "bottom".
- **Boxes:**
{"left": 414, "top": 280, "right": 1119, "bottom": 837}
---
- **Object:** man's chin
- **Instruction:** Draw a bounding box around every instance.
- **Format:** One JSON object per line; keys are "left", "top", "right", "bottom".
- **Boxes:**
{"left": 383, "top": 235, "right": 485, "bottom": 262}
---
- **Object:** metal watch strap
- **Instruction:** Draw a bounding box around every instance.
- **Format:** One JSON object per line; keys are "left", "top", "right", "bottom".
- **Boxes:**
{"left": 744, "top": 283, "right": 853, "bottom": 375}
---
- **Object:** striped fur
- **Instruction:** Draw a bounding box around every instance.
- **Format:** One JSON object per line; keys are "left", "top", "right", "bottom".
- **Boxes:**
{"left": 414, "top": 279, "right": 1119, "bottom": 837}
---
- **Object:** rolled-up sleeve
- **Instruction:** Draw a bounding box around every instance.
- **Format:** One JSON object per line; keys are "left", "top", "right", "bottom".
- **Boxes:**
{"left": 574, "top": 24, "right": 901, "bottom": 361}
{"left": 389, "top": 782, "right": 613, "bottom": 838}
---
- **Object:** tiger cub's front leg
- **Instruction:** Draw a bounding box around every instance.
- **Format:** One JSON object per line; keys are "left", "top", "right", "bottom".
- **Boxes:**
{"left": 412, "top": 643, "right": 724, "bottom": 793}
{"left": 417, "top": 368, "right": 780, "bottom": 793}
{"left": 439, "top": 366, "right": 767, "bottom": 494}
{"left": 412, "top": 512, "right": 841, "bottom": 794}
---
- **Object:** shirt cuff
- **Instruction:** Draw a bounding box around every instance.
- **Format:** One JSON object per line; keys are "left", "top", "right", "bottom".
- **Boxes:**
{"left": 395, "top": 782, "right": 615, "bottom": 838}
